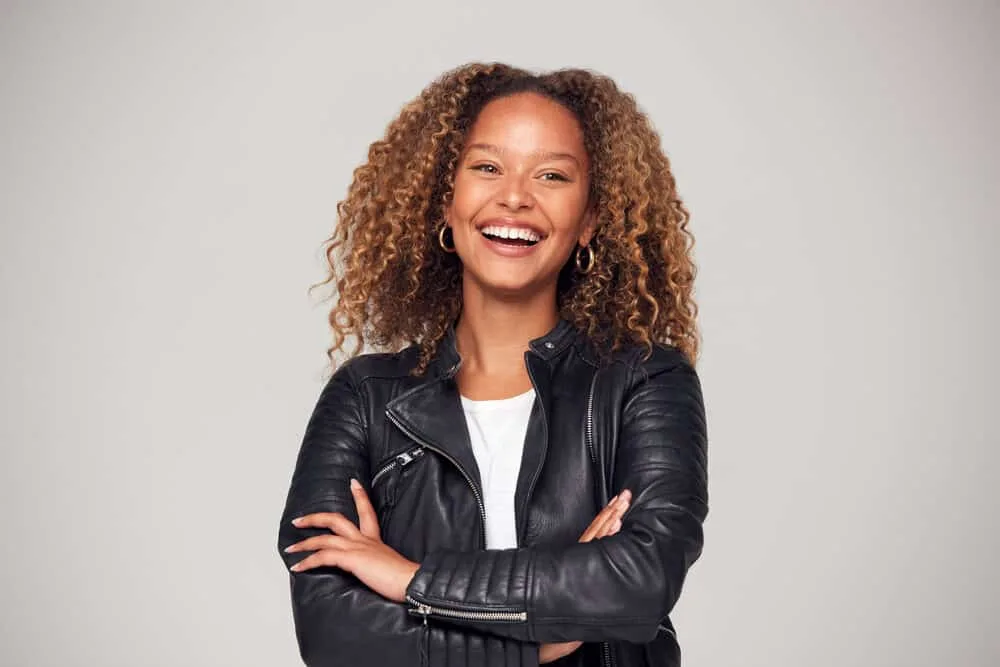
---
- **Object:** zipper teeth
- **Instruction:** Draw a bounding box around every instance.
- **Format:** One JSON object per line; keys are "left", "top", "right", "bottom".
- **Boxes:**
{"left": 406, "top": 596, "right": 527, "bottom": 623}
{"left": 585, "top": 370, "right": 598, "bottom": 465}
{"left": 589, "top": 371, "right": 614, "bottom": 667}
{"left": 370, "top": 460, "right": 397, "bottom": 487}
{"left": 371, "top": 447, "right": 425, "bottom": 487}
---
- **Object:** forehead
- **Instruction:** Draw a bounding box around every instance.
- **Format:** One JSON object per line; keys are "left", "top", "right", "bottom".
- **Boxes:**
{"left": 465, "top": 92, "right": 587, "bottom": 158}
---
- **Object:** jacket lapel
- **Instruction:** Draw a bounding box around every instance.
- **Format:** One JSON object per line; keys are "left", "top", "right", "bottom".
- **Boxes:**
{"left": 385, "top": 374, "right": 483, "bottom": 495}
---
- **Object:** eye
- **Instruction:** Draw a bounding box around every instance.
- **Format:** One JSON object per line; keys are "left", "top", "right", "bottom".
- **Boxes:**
{"left": 470, "top": 163, "right": 499, "bottom": 174}
{"left": 540, "top": 172, "right": 570, "bottom": 182}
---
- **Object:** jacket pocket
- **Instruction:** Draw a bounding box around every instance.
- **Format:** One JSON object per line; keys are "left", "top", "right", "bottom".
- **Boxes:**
{"left": 371, "top": 446, "right": 426, "bottom": 536}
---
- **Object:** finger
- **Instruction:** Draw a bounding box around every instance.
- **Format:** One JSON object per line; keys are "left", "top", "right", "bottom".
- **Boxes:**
{"left": 578, "top": 495, "right": 616, "bottom": 542}
{"left": 579, "top": 494, "right": 619, "bottom": 543}
{"left": 284, "top": 534, "right": 351, "bottom": 554}
{"left": 588, "top": 514, "right": 617, "bottom": 541}
{"left": 289, "top": 548, "right": 342, "bottom": 573}
{"left": 350, "top": 479, "right": 381, "bottom": 540}
{"left": 590, "top": 492, "right": 632, "bottom": 540}
{"left": 540, "top": 641, "right": 583, "bottom": 664}
{"left": 292, "top": 512, "right": 362, "bottom": 539}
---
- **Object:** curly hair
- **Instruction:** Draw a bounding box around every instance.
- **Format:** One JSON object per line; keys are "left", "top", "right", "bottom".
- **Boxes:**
{"left": 311, "top": 62, "right": 699, "bottom": 374}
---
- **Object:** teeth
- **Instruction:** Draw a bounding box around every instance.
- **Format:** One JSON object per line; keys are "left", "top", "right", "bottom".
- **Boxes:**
{"left": 481, "top": 225, "right": 541, "bottom": 242}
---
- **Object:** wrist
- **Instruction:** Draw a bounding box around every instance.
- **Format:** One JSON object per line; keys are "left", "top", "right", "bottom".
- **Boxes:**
{"left": 399, "top": 560, "right": 421, "bottom": 602}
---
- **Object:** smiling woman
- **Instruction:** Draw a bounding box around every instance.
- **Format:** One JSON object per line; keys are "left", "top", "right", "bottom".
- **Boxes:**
{"left": 277, "top": 63, "right": 707, "bottom": 667}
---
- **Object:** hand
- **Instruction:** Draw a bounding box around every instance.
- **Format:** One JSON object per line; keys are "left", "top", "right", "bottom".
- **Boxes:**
{"left": 284, "top": 479, "right": 420, "bottom": 603}
{"left": 539, "top": 490, "right": 631, "bottom": 664}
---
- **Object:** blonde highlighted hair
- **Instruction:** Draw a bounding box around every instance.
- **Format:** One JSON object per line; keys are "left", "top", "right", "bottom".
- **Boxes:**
{"left": 311, "top": 62, "right": 699, "bottom": 373}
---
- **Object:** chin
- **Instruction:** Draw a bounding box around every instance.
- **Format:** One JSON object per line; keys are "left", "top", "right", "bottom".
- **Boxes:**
{"left": 482, "top": 278, "right": 539, "bottom": 297}
{"left": 467, "top": 269, "right": 544, "bottom": 298}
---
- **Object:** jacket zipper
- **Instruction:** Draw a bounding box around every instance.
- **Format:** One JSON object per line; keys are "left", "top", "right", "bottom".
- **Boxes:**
{"left": 602, "top": 641, "right": 613, "bottom": 667}
{"left": 585, "top": 370, "right": 598, "bottom": 466}
{"left": 371, "top": 446, "right": 425, "bottom": 487}
{"left": 585, "top": 372, "right": 614, "bottom": 667}
{"left": 406, "top": 596, "right": 527, "bottom": 623}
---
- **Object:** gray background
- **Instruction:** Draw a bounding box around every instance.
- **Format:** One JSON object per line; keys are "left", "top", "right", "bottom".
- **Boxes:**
{"left": 1, "top": 1, "right": 997, "bottom": 665}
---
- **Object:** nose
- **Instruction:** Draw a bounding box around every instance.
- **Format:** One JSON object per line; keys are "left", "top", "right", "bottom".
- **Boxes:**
{"left": 498, "top": 173, "right": 535, "bottom": 211}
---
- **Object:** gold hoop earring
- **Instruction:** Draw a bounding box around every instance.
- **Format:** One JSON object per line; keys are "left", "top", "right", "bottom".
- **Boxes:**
{"left": 438, "top": 225, "right": 456, "bottom": 253}
{"left": 575, "top": 243, "right": 595, "bottom": 274}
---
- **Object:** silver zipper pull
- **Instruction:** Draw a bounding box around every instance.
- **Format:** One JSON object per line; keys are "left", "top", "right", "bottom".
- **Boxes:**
{"left": 395, "top": 448, "right": 424, "bottom": 467}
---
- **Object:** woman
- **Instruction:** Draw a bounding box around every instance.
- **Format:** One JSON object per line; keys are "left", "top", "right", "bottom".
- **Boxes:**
{"left": 277, "top": 62, "right": 707, "bottom": 667}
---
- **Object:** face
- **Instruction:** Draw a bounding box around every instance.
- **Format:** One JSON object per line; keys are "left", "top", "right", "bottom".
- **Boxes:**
{"left": 445, "top": 92, "right": 594, "bottom": 298}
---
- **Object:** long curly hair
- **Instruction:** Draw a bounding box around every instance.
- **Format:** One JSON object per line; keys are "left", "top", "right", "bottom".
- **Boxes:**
{"left": 311, "top": 62, "right": 699, "bottom": 374}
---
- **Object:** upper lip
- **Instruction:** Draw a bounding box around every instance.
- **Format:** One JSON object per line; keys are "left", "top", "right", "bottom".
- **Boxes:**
{"left": 475, "top": 218, "right": 547, "bottom": 239}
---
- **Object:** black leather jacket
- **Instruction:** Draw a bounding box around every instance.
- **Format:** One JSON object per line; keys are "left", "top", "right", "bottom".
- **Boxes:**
{"left": 277, "top": 319, "right": 708, "bottom": 667}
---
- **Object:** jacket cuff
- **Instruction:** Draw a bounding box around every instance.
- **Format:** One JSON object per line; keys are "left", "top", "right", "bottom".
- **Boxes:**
{"left": 404, "top": 549, "right": 534, "bottom": 638}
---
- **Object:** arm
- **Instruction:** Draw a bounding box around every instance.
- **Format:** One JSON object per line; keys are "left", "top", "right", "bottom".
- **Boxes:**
{"left": 277, "top": 364, "right": 427, "bottom": 665}
{"left": 404, "top": 347, "right": 708, "bottom": 644}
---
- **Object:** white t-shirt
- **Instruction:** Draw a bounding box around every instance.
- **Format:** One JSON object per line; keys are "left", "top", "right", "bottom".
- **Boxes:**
{"left": 460, "top": 388, "right": 536, "bottom": 550}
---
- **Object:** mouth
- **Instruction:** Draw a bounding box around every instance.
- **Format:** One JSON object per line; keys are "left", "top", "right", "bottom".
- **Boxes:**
{"left": 476, "top": 222, "right": 546, "bottom": 248}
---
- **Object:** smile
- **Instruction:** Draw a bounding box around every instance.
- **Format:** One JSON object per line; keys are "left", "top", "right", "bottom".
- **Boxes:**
{"left": 479, "top": 225, "right": 542, "bottom": 246}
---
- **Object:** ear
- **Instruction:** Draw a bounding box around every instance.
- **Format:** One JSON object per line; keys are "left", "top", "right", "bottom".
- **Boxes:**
{"left": 577, "top": 208, "right": 598, "bottom": 247}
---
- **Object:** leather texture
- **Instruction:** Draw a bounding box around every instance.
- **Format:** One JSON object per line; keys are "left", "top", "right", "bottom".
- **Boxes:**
{"left": 277, "top": 318, "right": 708, "bottom": 667}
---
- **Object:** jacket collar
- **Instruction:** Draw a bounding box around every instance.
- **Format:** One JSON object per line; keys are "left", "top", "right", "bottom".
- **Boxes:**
{"left": 430, "top": 316, "right": 578, "bottom": 375}
{"left": 385, "top": 317, "right": 578, "bottom": 542}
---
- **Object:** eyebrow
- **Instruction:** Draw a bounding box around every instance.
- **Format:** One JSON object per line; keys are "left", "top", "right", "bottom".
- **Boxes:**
{"left": 465, "top": 142, "right": 581, "bottom": 166}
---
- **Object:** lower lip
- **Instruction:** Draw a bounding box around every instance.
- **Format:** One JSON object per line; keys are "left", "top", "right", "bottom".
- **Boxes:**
{"left": 479, "top": 233, "right": 543, "bottom": 257}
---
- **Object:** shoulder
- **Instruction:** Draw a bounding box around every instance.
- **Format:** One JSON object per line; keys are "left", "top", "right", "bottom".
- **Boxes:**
{"left": 579, "top": 336, "right": 695, "bottom": 381}
{"left": 631, "top": 343, "right": 696, "bottom": 380}
{"left": 625, "top": 344, "right": 703, "bottom": 418}
{"left": 598, "top": 341, "right": 701, "bottom": 402}
{"left": 574, "top": 334, "right": 701, "bottom": 403}
{"left": 317, "top": 346, "right": 422, "bottom": 407}
{"left": 329, "top": 345, "right": 421, "bottom": 385}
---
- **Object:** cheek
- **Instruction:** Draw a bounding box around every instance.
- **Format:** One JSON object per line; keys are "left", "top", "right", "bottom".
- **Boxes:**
{"left": 546, "top": 191, "right": 590, "bottom": 232}
{"left": 450, "top": 174, "right": 489, "bottom": 218}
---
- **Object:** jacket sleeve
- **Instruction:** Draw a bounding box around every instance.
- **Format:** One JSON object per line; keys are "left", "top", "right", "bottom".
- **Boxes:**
{"left": 276, "top": 363, "right": 428, "bottom": 665}
{"left": 404, "top": 348, "right": 708, "bottom": 644}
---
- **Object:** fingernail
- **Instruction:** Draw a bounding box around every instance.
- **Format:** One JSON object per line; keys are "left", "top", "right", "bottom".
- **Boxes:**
{"left": 612, "top": 518, "right": 622, "bottom": 531}
{"left": 291, "top": 517, "right": 303, "bottom": 525}
{"left": 289, "top": 562, "right": 301, "bottom": 571}
{"left": 350, "top": 478, "right": 361, "bottom": 490}
{"left": 283, "top": 545, "right": 296, "bottom": 553}
{"left": 608, "top": 494, "right": 619, "bottom": 505}
{"left": 620, "top": 489, "right": 632, "bottom": 503}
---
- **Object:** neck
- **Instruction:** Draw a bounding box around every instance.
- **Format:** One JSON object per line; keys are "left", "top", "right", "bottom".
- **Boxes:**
{"left": 454, "top": 279, "right": 559, "bottom": 377}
